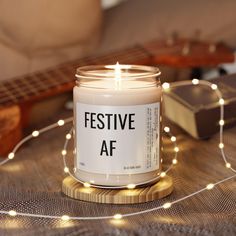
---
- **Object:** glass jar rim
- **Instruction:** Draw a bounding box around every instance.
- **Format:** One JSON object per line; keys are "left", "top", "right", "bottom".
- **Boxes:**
{"left": 76, "top": 64, "right": 161, "bottom": 81}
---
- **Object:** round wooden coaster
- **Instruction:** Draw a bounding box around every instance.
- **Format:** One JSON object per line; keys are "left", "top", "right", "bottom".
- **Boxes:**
{"left": 62, "top": 176, "right": 173, "bottom": 204}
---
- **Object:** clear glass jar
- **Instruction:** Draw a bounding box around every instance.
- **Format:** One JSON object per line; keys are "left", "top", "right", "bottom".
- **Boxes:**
{"left": 73, "top": 64, "right": 162, "bottom": 186}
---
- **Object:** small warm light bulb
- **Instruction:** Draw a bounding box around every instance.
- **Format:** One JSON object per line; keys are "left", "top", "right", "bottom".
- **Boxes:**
{"left": 174, "top": 147, "right": 179, "bottom": 152}
{"left": 219, "top": 99, "right": 225, "bottom": 105}
{"left": 8, "top": 152, "right": 15, "bottom": 160}
{"left": 219, "top": 120, "right": 224, "bottom": 126}
{"left": 172, "top": 159, "right": 178, "bottom": 165}
{"left": 127, "top": 184, "right": 136, "bottom": 189}
{"left": 171, "top": 136, "right": 176, "bottom": 142}
{"left": 83, "top": 182, "right": 91, "bottom": 188}
{"left": 113, "top": 214, "right": 122, "bottom": 220}
{"left": 8, "top": 210, "right": 17, "bottom": 216}
{"left": 192, "top": 78, "right": 199, "bottom": 85}
{"left": 66, "top": 134, "right": 72, "bottom": 140}
{"left": 58, "top": 120, "right": 65, "bottom": 126}
{"left": 64, "top": 167, "right": 69, "bottom": 173}
{"left": 160, "top": 172, "right": 166, "bottom": 178}
{"left": 164, "top": 126, "right": 170, "bottom": 133}
{"left": 61, "top": 215, "right": 70, "bottom": 221}
{"left": 162, "top": 82, "right": 170, "bottom": 90}
{"left": 219, "top": 143, "right": 224, "bottom": 149}
{"left": 211, "top": 84, "right": 218, "bottom": 90}
{"left": 163, "top": 202, "right": 172, "bottom": 209}
{"left": 206, "top": 183, "right": 214, "bottom": 190}
{"left": 32, "top": 130, "right": 39, "bottom": 137}
{"left": 61, "top": 150, "right": 67, "bottom": 155}
{"left": 226, "top": 163, "right": 231, "bottom": 168}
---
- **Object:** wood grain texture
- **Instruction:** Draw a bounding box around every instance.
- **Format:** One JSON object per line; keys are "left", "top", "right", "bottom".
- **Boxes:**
{"left": 62, "top": 175, "right": 173, "bottom": 204}
{"left": 0, "top": 105, "right": 22, "bottom": 155}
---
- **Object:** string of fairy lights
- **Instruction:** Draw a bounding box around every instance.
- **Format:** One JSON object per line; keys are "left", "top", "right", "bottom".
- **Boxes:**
{"left": 61, "top": 124, "right": 178, "bottom": 190}
{"left": 0, "top": 79, "right": 235, "bottom": 222}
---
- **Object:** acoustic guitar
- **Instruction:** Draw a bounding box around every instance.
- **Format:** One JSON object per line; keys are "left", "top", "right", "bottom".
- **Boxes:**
{"left": 0, "top": 38, "right": 234, "bottom": 156}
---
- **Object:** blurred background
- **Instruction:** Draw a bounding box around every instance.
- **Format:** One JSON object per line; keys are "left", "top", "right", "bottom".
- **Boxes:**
{"left": 1, "top": 0, "right": 236, "bottom": 81}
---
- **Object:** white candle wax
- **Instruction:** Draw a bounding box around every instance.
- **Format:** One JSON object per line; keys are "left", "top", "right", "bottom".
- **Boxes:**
{"left": 74, "top": 65, "right": 162, "bottom": 186}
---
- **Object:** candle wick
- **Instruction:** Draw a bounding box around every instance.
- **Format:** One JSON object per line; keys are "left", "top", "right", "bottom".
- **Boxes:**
{"left": 115, "top": 62, "right": 121, "bottom": 90}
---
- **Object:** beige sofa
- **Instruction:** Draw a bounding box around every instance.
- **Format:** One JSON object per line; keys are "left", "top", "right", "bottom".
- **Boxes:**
{"left": 1, "top": 0, "right": 236, "bottom": 81}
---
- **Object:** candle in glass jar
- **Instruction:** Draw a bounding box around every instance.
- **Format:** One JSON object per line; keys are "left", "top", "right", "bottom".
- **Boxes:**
{"left": 73, "top": 64, "right": 162, "bottom": 186}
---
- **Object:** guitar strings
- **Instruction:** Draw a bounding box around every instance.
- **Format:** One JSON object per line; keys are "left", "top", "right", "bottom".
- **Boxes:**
{"left": 0, "top": 40, "right": 216, "bottom": 106}
{"left": 0, "top": 49, "right": 148, "bottom": 104}
{"left": 0, "top": 41, "right": 196, "bottom": 104}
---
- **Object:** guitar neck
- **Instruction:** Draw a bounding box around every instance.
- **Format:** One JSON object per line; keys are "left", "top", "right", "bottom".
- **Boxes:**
{"left": 0, "top": 39, "right": 234, "bottom": 107}
{"left": 0, "top": 45, "right": 151, "bottom": 107}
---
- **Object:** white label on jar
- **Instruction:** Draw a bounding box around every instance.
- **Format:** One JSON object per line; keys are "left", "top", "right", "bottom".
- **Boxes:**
{"left": 75, "top": 102, "right": 160, "bottom": 175}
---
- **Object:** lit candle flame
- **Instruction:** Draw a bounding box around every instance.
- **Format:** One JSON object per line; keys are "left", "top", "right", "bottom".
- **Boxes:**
{"left": 105, "top": 62, "right": 129, "bottom": 89}
{"left": 115, "top": 62, "right": 121, "bottom": 81}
